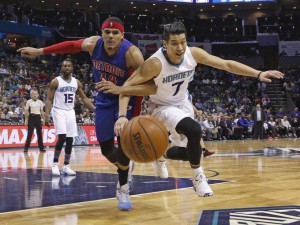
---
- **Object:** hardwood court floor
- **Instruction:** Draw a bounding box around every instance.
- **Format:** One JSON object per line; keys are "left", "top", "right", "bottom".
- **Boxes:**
{"left": 0, "top": 138, "right": 299, "bottom": 225}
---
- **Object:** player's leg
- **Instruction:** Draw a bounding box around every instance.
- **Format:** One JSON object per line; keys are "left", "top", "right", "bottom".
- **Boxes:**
{"left": 175, "top": 117, "right": 213, "bottom": 197}
{"left": 61, "top": 109, "right": 78, "bottom": 176}
{"left": 165, "top": 138, "right": 214, "bottom": 160}
{"left": 201, "top": 138, "right": 215, "bottom": 157}
{"left": 176, "top": 118, "right": 214, "bottom": 197}
{"left": 95, "top": 106, "right": 132, "bottom": 210}
{"left": 34, "top": 115, "right": 45, "bottom": 152}
{"left": 24, "top": 116, "right": 35, "bottom": 152}
{"left": 61, "top": 137, "right": 76, "bottom": 175}
{"left": 52, "top": 108, "right": 67, "bottom": 176}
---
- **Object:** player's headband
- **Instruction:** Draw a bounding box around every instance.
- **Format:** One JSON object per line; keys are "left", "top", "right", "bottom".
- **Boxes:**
{"left": 102, "top": 21, "right": 124, "bottom": 33}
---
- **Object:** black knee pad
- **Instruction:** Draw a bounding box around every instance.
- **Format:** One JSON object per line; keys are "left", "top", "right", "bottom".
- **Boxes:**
{"left": 65, "top": 137, "right": 73, "bottom": 154}
{"left": 176, "top": 117, "right": 202, "bottom": 139}
{"left": 99, "top": 138, "right": 115, "bottom": 157}
{"left": 55, "top": 134, "right": 66, "bottom": 151}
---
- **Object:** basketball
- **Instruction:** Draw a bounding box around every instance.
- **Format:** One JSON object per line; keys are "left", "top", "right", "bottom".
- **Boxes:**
{"left": 120, "top": 115, "right": 169, "bottom": 163}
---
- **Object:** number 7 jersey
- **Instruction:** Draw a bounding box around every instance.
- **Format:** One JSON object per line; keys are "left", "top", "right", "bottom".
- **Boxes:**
{"left": 53, "top": 76, "right": 78, "bottom": 110}
{"left": 149, "top": 46, "right": 197, "bottom": 106}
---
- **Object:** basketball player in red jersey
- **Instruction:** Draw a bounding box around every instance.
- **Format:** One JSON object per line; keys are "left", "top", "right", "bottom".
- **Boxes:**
{"left": 98, "top": 22, "right": 284, "bottom": 197}
{"left": 18, "top": 17, "right": 156, "bottom": 211}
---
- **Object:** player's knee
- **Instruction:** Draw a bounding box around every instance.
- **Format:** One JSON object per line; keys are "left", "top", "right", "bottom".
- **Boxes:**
{"left": 99, "top": 139, "right": 115, "bottom": 156}
{"left": 189, "top": 121, "right": 202, "bottom": 138}
{"left": 176, "top": 117, "right": 201, "bottom": 138}
{"left": 65, "top": 137, "right": 73, "bottom": 154}
{"left": 55, "top": 134, "right": 66, "bottom": 150}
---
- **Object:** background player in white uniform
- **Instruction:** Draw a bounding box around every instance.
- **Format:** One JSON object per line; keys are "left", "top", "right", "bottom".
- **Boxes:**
{"left": 45, "top": 59, "right": 95, "bottom": 176}
{"left": 98, "top": 22, "right": 284, "bottom": 197}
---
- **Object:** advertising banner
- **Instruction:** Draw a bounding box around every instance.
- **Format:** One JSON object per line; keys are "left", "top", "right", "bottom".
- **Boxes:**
{"left": 0, "top": 21, "right": 54, "bottom": 39}
{"left": 0, "top": 125, "right": 98, "bottom": 148}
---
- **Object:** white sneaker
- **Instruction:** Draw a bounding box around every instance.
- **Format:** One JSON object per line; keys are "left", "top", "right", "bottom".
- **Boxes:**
{"left": 52, "top": 162, "right": 60, "bottom": 176}
{"left": 61, "top": 164, "right": 76, "bottom": 176}
{"left": 192, "top": 167, "right": 214, "bottom": 197}
{"left": 116, "top": 183, "right": 132, "bottom": 211}
{"left": 153, "top": 158, "right": 168, "bottom": 179}
{"left": 128, "top": 161, "right": 134, "bottom": 190}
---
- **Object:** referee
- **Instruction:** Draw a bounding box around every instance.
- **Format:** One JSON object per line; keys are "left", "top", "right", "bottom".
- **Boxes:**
{"left": 24, "top": 89, "right": 46, "bottom": 152}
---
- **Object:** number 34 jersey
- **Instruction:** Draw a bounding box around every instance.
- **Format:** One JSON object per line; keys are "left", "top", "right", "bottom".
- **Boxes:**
{"left": 149, "top": 46, "right": 197, "bottom": 106}
{"left": 53, "top": 76, "right": 78, "bottom": 110}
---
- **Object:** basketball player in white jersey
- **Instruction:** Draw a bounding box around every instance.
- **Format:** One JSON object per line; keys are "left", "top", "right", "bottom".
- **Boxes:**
{"left": 45, "top": 59, "right": 95, "bottom": 176}
{"left": 98, "top": 22, "right": 284, "bottom": 197}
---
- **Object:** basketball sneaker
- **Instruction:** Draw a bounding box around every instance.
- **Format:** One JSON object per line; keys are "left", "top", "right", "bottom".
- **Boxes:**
{"left": 61, "top": 164, "right": 76, "bottom": 176}
{"left": 192, "top": 167, "right": 214, "bottom": 197}
{"left": 52, "top": 162, "right": 60, "bottom": 176}
{"left": 203, "top": 148, "right": 215, "bottom": 157}
{"left": 116, "top": 183, "right": 132, "bottom": 211}
{"left": 153, "top": 158, "right": 168, "bottom": 179}
{"left": 128, "top": 161, "right": 134, "bottom": 190}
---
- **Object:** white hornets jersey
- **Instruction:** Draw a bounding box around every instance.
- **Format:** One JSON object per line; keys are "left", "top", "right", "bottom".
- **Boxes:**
{"left": 53, "top": 76, "right": 78, "bottom": 110}
{"left": 149, "top": 46, "right": 197, "bottom": 106}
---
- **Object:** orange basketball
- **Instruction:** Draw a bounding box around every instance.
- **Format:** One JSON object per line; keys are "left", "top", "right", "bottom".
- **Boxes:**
{"left": 120, "top": 115, "right": 169, "bottom": 163}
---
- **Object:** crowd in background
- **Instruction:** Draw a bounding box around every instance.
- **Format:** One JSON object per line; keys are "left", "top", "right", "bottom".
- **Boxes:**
{"left": 0, "top": 50, "right": 300, "bottom": 140}
{"left": 1, "top": 2, "right": 299, "bottom": 42}
{"left": 0, "top": 2, "right": 300, "bottom": 140}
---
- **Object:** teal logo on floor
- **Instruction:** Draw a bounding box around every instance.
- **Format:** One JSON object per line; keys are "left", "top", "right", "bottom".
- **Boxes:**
{"left": 198, "top": 206, "right": 300, "bottom": 225}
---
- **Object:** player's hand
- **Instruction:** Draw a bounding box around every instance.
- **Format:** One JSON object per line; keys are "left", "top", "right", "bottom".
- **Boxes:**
{"left": 24, "top": 120, "right": 28, "bottom": 126}
{"left": 17, "top": 47, "right": 41, "bottom": 59}
{"left": 114, "top": 117, "right": 128, "bottom": 136}
{"left": 95, "top": 78, "right": 122, "bottom": 95}
{"left": 258, "top": 70, "right": 284, "bottom": 83}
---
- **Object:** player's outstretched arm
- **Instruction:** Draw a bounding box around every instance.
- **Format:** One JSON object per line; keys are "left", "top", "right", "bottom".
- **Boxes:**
{"left": 17, "top": 36, "right": 100, "bottom": 58}
{"left": 96, "top": 78, "right": 157, "bottom": 96}
{"left": 190, "top": 47, "right": 284, "bottom": 82}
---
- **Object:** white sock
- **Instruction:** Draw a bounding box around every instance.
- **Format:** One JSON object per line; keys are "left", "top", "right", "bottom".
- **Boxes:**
{"left": 157, "top": 156, "right": 166, "bottom": 162}
{"left": 192, "top": 166, "right": 203, "bottom": 177}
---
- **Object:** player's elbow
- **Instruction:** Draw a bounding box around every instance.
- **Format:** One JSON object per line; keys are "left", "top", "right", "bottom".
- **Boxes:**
{"left": 148, "top": 85, "right": 157, "bottom": 95}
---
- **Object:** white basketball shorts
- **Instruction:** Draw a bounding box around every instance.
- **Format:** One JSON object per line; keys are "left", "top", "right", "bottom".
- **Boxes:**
{"left": 150, "top": 99, "right": 194, "bottom": 147}
{"left": 52, "top": 108, "right": 78, "bottom": 137}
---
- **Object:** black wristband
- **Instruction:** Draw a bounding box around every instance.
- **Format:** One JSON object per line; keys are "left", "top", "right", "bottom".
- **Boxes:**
{"left": 257, "top": 71, "right": 263, "bottom": 80}
{"left": 118, "top": 115, "right": 127, "bottom": 119}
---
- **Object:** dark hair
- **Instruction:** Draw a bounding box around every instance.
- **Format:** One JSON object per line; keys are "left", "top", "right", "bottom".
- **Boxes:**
{"left": 103, "top": 17, "right": 124, "bottom": 26}
{"left": 62, "top": 58, "right": 73, "bottom": 65}
{"left": 162, "top": 22, "right": 187, "bottom": 41}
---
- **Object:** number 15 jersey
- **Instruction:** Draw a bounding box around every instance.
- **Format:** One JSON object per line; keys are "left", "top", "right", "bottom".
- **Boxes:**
{"left": 149, "top": 46, "right": 197, "bottom": 106}
{"left": 53, "top": 76, "right": 78, "bottom": 110}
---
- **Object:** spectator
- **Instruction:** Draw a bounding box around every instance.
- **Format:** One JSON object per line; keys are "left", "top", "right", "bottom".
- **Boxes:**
{"left": 265, "top": 116, "right": 278, "bottom": 138}
{"left": 290, "top": 117, "right": 300, "bottom": 137}
{"left": 276, "top": 108, "right": 285, "bottom": 119}
{"left": 290, "top": 107, "right": 300, "bottom": 119}
{"left": 237, "top": 114, "right": 252, "bottom": 139}
{"left": 251, "top": 104, "right": 266, "bottom": 139}
{"left": 280, "top": 116, "right": 292, "bottom": 137}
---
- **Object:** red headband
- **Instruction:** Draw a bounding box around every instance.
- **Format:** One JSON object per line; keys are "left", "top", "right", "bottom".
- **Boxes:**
{"left": 102, "top": 21, "right": 124, "bottom": 33}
